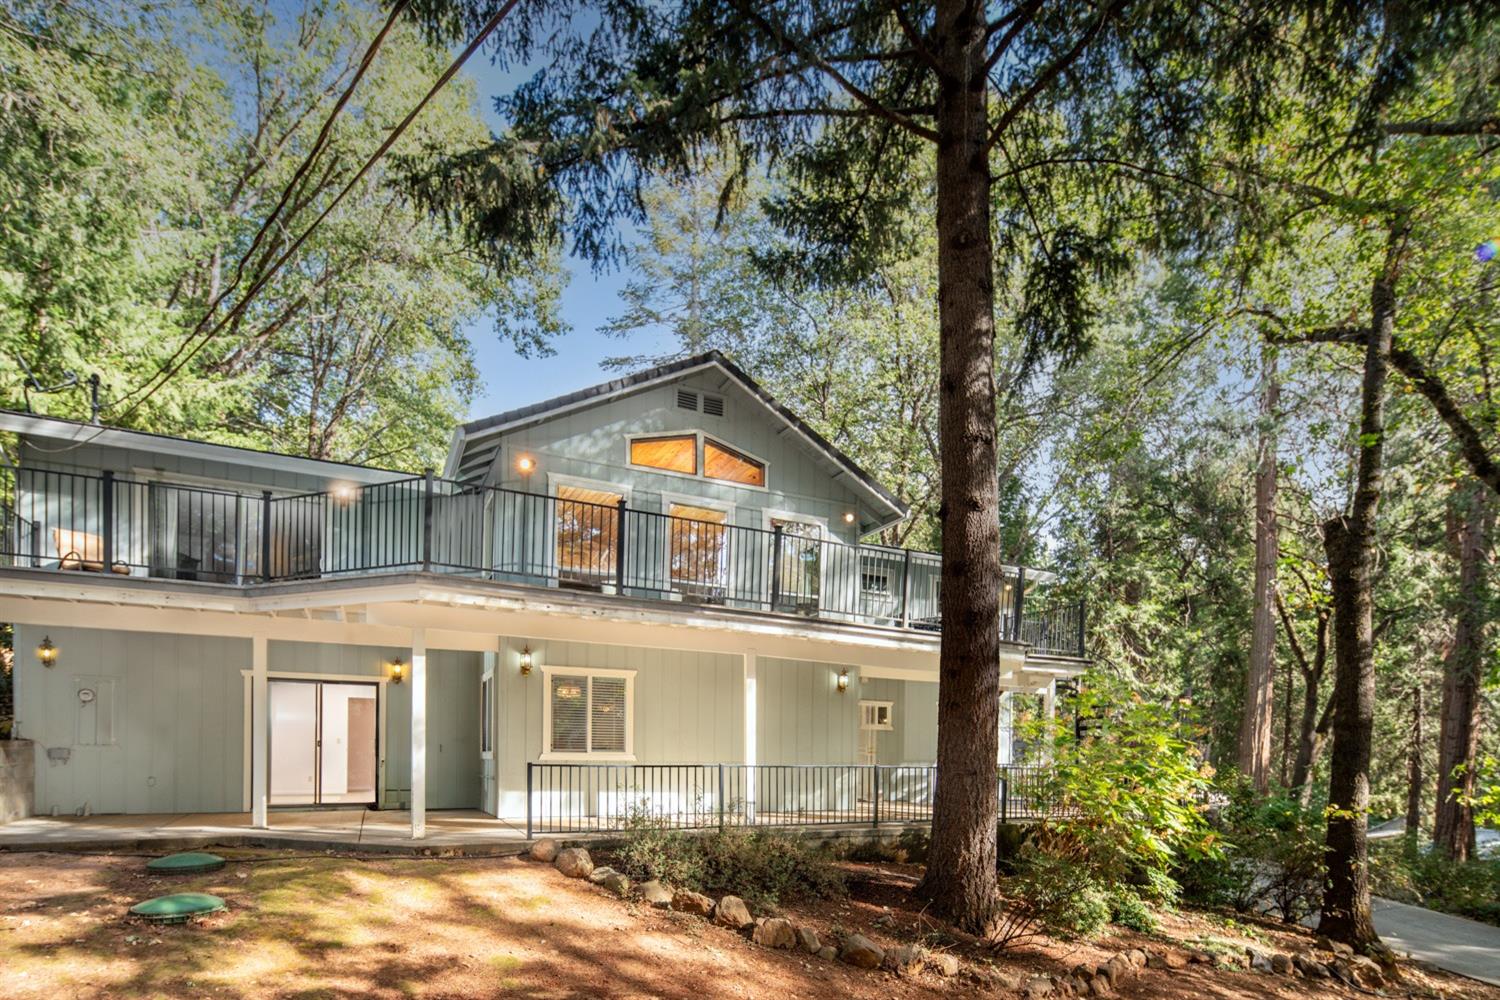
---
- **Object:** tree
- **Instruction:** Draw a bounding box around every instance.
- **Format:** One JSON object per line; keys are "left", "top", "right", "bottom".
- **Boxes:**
{"left": 400, "top": 0, "right": 1461, "bottom": 930}
{"left": 1237, "top": 344, "right": 1279, "bottom": 791}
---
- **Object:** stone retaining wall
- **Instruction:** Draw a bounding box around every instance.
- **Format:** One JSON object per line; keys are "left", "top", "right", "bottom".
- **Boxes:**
{"left": 0, "top": 740, "right": 35, "bottom": 825}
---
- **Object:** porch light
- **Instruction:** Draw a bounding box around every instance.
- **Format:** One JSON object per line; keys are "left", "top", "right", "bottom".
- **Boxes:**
{"left": 842, "top": 512, "right": 856, "bottom": 524}
{"left": 519, "top": 645, "right": 533, "bottom": 676}
{"left": 516, "top": 454, "right": 536, "bottom": 476}
{"left": 330, "top": 483, "right": 356, "bottom": 504}
{"left": 388, "top": 658, "right": 405, "bottom": 684}
{"left": 836, "top": 668, "right": 849, "bottom": 694}
{"left": 36, "top": 636, "right": 58, "bottom": 668}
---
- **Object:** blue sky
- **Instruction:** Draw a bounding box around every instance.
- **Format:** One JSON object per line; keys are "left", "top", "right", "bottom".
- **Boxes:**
{"left": 456, "top": 52, "right": 673, "bottom": 421}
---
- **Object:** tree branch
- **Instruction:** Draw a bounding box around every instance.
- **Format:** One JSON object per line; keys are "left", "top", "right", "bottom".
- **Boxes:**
{"left": 1384, "top": 116, "right": 1500, "bottom": 137}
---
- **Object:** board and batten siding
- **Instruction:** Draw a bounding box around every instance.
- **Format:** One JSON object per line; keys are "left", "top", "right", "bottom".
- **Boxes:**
{"left": 12, "top": 625, "right": 481, "bottom": 816}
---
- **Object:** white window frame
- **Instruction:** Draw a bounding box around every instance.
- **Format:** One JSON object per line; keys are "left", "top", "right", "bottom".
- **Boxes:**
{"left": 762, "top": 508, "right": 828, "bottom": 608}
{"left": 480, "top": 666, "right": 494, "bottom": 759}
{"left": 860, "top": 568, "right": 892, "bottom": 596}
{"left": 859, "top": 700, "right": 895, "bottom": 731}
{"left": 660, "top": 491, "right": 735, "bottom": 597}
{"left": 539, "top": 665, "right": 637, "bottom": 761}
{"left": 547, "top": 474, "right": 632, "bottom": 590}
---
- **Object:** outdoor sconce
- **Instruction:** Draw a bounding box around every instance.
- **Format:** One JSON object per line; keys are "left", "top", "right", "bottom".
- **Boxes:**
{"left": 388, "top": 658, "right": 405, "bottom": 684}
{"left": 37, "top": 636, "right": 58, "bottom": 668}
{"left": 515, "top": 454, "right": 536, "bottom": 476}
{"left": 842, "top": 511, "right": 856, "bottom": 525}
{"left": 836, "top": 668, "right": 849, "bottom": 694}
{"left": 519, "top": 645, "right": 534, "bottom": 676}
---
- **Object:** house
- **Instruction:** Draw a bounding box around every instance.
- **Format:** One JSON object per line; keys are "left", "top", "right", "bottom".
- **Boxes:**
{"left": 0, "top": 351, "right": 1085, "bottom": 838}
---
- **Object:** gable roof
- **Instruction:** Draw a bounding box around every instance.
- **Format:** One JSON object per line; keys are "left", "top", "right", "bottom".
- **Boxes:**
{"left": 446, "top": 351, "right": 909, "bottom": 528}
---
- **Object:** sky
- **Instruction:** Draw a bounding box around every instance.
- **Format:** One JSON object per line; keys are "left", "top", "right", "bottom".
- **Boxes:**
{"left": 456, "top": 48, "right": 674, "bottom": 422}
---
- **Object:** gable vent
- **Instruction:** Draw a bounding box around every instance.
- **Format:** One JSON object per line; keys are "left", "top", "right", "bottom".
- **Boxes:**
{"left": 676, "top": 388, "right": 699, "bottom": 411}
{"left": 702, "top": 394, "right": 725, "bottom": 417}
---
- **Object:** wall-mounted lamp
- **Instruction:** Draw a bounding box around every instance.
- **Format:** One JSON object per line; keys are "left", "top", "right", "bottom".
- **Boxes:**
{"left": 519, "top": 645, "right": 534, "bottom": 676}
{"left": 37, "top": 636, "right": 58, "bottom": 668}
{"left": 842, "top": 512, "right": 856, "bottom": 524}
{"left": 515, "top": 454, "right": 536, "bottom": 476}
{"left": 836, "top": 667, "right": 849, "bottom": 694}
{"left": 388, "top": 658, "right": 405, "bottom": 684}
{"left": 330, "top": 483, "right": 357, "bottom": 504}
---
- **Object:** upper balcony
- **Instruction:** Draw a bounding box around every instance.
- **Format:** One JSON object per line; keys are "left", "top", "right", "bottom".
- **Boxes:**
{"left": 0, "top": 466, "right": 1086, "bottom": 658}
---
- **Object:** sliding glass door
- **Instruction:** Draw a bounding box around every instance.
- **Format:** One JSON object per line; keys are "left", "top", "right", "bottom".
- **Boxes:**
{"left": 268, "top": 680, "right": 378, "bottom": 806}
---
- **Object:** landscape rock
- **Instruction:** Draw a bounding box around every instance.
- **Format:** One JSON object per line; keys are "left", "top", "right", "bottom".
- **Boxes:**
{"left": 586, "top": 865, "right": 618, "bottom": 884}
{"left": 816, "top": 945, "right": 838, "bottom": 962}
{"left": 751, "top": 917, "right": 798, "bottom": 949}
{"left": 529, "top": 838, "right": 559, "bottom": 862}
{"left": 1146, "top": 950, "right": 1188, "bottom": 971}
{"left": 1270, "top": 953, "right": 1292, "bottom": 976}
{"left": 1247, "top": 948, "right": 1273, "bottom": 973}
{"left": 1126, "top": 949, "right": 1147, "bottom": 969}
{"left": 1022, "top": 975, "right": 1055, "bottom": 999}
{"left": 713, "top": 895, "right": 753, "bottom": 930}
{"left": 883, "top": 943, "right": 926, "bottom": 976}
{"left": 638, "top": 880, "right": 673, "bottom": 907}
{"left": 795, "top": 926, "right": 821, "bottom": 954}
{"left": 598, "top": 871, "right": 631, "bottom": 896}
{"left": 839, "top": 933, "right": 885, "bottom": 969}
{"left": 928, "top": 952, "right": 960, "bottom": 977}
{"left": 553, "top": 847, "right": 593, "bottom": 878}
{"left": 1294, "top": 953, "right": 1330, "bottom": 979}
{"left": 1105, "top": 955, "right": 1131, "bottom": 984}
{"left": 969, "top": 966, "right": 1022, "bottom": 990}
{"left": 670, "top": 889, "right": 714, "bottom": 916}
{"left": 1347, "top": 954, "right": 1386, "bottom": 988}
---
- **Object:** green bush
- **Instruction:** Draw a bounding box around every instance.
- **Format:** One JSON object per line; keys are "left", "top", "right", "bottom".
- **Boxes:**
{"left": 1109, "top": 889, "right": 1159, "bottom": 933}
{"left": 995, "top": 844, "right": 1111, "bottom": 946}
{"left": 612, "top": 815, "right": 844, "bottom": 910}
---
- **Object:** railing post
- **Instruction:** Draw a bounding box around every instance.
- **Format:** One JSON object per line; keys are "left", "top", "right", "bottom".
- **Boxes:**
{"left": 1076, "top": 596, "right": 1087, "bottom": 657}
{"left": 872, "top": 766, "right": 881, "bottom": 828}
{"left": 718, "top": 763, "right": 725, "bottom": 832}
{"left": 260, "top": 490, "right": 273, "bottom": 582}
{"left": 421, "top": 468, "right": 434, "bottom": 572}
{"left": 615, "top": 497, "right": 628, "bottom": 592}
{"left": 1011, "top": 566, "right": 1026, "bottom": 641}
{"left": 1000, "top": 769, "right": 1009, "bottom": 825}
{"left": 100, "top": 470, "right": 114, "bottom": 572}
{"left": 899, "top": 549, "right": 912, "bottom": 628}
{"left": 769, "top": 525, "right": 784, "bottom": 609}
{"left": 526, "top": 762, "right": 534, "bottom": 840}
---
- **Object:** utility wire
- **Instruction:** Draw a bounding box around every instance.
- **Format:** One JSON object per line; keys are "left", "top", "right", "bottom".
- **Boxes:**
{"left": 112, "top": 0, "right": 524, "bottom": 422}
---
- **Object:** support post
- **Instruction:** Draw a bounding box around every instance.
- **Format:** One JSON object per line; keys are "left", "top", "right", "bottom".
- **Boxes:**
{"left": 421, "top": 469, "right": 434, "bottom": 572}
{"left": 250, "top": 634, "right": 269, "bottom": 829}
{"left": 100, "top": 470, "right": 114, "bottom": 571}
{"left": 899, "top": 549, "right": 912, "bottom": 628}
{"left": 1042, "top": 679, "right": 1057, "bottom": 764}
{"left": 615, "top": 497, "right": 628, "bottom": 592}
{"left": 873, "top": 766, "right": 881, "bottom": 827}
{"left": 1076, "top": 597, "right": 1087, "bottom": 657}
{"left": 744, "top": 649, "right": 757, "bottom": 823}
{"left": 717, "top": 763, "right": 725, "bottom": 832}
{"left": 1011, "top": 566, "right": 1026, "bottom": 641}
{"left": 411, "top": 627, "right": 427, "bottom": 839}
{"left": 1000, "top": 770, "right": 1009, "bottom": 825}
{"left": 526, "top": 763, "right": 534, "bottom": 840}
{"left": 260, "top": 491, "right": 273, "bottom": 582}
{"left": 769, "top": 527, "right": 783, "bottom": 610}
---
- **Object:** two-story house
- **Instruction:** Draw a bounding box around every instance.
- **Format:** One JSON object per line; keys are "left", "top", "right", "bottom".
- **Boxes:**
{"left": 0, "top": 351, "right": 1085, "bottom": 838}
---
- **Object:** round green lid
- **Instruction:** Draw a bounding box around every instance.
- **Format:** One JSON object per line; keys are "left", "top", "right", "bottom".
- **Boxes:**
{"left": 146, "top": 851, "right": 226, "bottom": 874}
{"left": 129, "top": 892, "right": 227, "bottom": 923}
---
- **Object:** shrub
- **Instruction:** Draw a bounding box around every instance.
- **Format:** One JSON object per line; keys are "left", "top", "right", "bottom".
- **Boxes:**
{"left": 1109, "top": 889, "right": 1159, "bottom": 933}
{"left": 612, "top": 815, "right": 844, "bottom": 910}
{"left": 994, "top": 843, "right": 1111, "bottom": 948}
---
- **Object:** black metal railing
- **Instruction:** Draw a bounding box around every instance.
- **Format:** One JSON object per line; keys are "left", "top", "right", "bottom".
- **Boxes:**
{"left": 524, "top": 762, "right": 1059, "bottom": 836}
{"left": 0, "top": 465, "right": 1087, "bottom": 655}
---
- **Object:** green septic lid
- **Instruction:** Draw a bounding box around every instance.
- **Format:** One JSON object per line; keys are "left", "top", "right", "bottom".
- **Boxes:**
{"left": 129, "top": 892, "right": 227, "bottom": 924}
{"left": 146, "top": 851, "right": 226, "bottom": 874}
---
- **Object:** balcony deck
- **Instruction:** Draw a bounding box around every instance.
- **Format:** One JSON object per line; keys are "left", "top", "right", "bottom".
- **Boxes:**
{"left": 1, "top": 468, "right": 1086, "bottom": 657}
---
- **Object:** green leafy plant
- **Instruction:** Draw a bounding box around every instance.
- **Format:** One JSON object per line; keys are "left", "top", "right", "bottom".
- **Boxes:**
{"left": 1109, "top": 889, "right": 1159, "bottom": 933}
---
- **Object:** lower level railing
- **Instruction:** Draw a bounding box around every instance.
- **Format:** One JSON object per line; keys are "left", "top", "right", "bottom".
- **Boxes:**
{"left": 524, "top": 762, "right": 1056, "bottom": 837}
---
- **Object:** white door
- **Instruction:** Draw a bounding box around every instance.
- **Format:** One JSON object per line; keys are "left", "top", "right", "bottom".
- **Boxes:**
{"left": 268, "top": 680, "right": 378, "bottom": 806}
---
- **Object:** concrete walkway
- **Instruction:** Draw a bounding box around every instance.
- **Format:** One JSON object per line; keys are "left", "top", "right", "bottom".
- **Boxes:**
{"left": 1372, "top": 896, "right": 1500, "bottom": 986}
{"left": 0, "top": 809, "right": 528, "bottom": 855}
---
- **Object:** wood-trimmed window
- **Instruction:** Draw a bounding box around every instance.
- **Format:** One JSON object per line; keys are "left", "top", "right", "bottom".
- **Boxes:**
{"left": 704, "top": 438, "right": 765, "bottom": 486}
{"left": 541, "top": 667, "right": 635, "bottom": 759}
{"left": 555, "top": 483, "right": 623, "bottom": 583}
{"left": 629, "top": 434, "right": 697, "bottom": 474}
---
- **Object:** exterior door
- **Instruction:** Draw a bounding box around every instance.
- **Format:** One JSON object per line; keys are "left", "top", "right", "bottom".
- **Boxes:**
{"left": 268, "top": 680, "right": 378, "bottom": 806}
{"left": 769, "top": 516, "right": 822, "bottom": 612}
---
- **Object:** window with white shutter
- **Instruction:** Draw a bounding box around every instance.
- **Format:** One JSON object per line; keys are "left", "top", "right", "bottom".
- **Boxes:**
{"left": 541, "top": 667, "right": 635, "bottom": 759}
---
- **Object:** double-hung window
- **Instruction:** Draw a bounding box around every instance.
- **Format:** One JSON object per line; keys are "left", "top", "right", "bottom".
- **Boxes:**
{"left": 541, "top": 667, "right": 635, "bottom": 759}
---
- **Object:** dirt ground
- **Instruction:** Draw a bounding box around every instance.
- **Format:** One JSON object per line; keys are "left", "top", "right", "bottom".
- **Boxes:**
{"left": 0, "top": 849, "right": 1495, "bottom": 999}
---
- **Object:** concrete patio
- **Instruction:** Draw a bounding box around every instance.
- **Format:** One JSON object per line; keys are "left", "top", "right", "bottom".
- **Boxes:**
{"left": 0, "top": 808, "right": 528, "bottom": 855}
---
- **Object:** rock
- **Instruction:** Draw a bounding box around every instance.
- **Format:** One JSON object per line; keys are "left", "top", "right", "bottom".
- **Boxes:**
{"left": 1270, "top": 953, "right": 1292, "bottom": 976}
{"left": 1087, "top": 974, "right": 1112, "bottom": 997}
{"left": 1293, "top": 954, "right": 1330, "bottom": 979}
{"left": 883, "top": 943, "right": 926, "bottom": 976}
{"left": 599, "top": 872, "right": 631, "bottom": 896}
{"left": 1247, "top": 948, "right": 1273, "bottom": 972}
{"left": 1126, "top": 949, "right": 1147, "bottom": 969}
{"left": 1023, "top": 975, "right": 1055, "bottom": 999}
{"left": 1146, "top": 950, "right": 1188, "bottom": 971}
{"left": 1318, "top": 937, "right": 1355, "bottom": 960}
{"left": 752, "top": 917, "right": 798, "bottom": 949}
{"left": 839, "top": 933, "right": 885, "bottom": 969}
{"left": 816, "top": 946, "right": 838, "bottom": 962}
{"left": 1188, "top": 951, "right": 1214, "bottom": 965}
{"left": 586, "top": 865, "right": 618, "bottom": 884}
{"left": 969, "top": 966, "right": 1022, "bottom": 990}
{"left": 795, "top": 926, "right": 821, "bottom": 954}
{"left": 553, "top": 847, "right": 593, "bottom": 878}
{"left": 670, "top": 889, "right": 714, "bottom": 916}
{"left": 638, "top": 880, "right": 672, "bottom": 907}
{"left": 713, "top": 895, "right": 753, "bottom": 930}
{"left": 1106, "top": 955, "right": 1131, "bottom": 984}
{"left": 928, "top": 952, "right": 960, "bottom": 977}
{"left": 1348, "top": 954, "right": 1385, "bottom": 988}
{"left": 529, "top": 838, "right": 559, "bottom": 862}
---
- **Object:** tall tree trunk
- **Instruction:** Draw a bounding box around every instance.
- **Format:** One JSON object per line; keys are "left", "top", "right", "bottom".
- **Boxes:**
{"left": 1238, "top": 344, "right": 1280, "bottom": 791}
{"left": 917, "top": 0, "right": 1002, "bottom": 934}
{"left": 1318, "top": 264, "right": 1396, "bottom": 952}
{"left": 1405, "top": 684, "right": 1423, "bottom": 852}
{"left": 1433, "top": 480, "right": 1494, "bottom": 861}
{"left": 1291, "top": 670, "right": 1330, "bottom": 801}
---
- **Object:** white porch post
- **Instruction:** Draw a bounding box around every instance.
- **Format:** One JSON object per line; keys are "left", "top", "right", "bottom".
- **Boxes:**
{"left": 250, "top": 634, "right": 269, "bottom": 829}
{"left": 410, "top": 628, "right": 427, "bottom": 840}
{"left": 743, "top": 648, "right": 757, "bottom": 822}
{"left": 1041, "top": 679, "right": 1057, "bottom": 763}
{"left": 997, "top": 691, "right": 1013, "bottom": 766}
